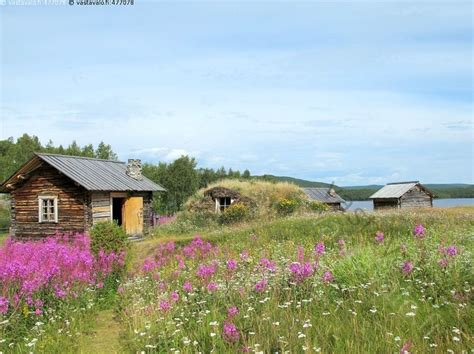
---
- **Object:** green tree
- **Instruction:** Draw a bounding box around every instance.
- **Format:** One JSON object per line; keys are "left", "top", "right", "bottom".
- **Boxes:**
{"left": 160, "top": 156, "right": 199, "bottom": 212}
{"left": 95, "top": 141, "right": 118, "bottom": 160}
{"left": 66, "top": 140, "right": 82, "bottom": 156}
{"left": 81, "top": 144, "right": 95, "bottom": 157}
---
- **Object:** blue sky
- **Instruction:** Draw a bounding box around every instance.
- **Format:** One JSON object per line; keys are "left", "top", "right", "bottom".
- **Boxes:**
{"left": 1, "top": 1, "right": 472, "bottom": 185}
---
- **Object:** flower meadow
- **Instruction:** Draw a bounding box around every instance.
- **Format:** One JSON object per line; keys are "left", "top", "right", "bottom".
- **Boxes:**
{"left": 0, "top": 209, "right": 473, "bottom": 353}
{"left": 118, "top": 214, "right": 473, "bottom": 353}
{"left": 0, "top": 233, "right": 124, "bottom": 352}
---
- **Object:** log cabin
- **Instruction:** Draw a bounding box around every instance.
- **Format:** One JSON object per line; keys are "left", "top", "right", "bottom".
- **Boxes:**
{"left": 369, "top": 181, "right": 433, "bottom": 210}
{"left": 303, "top": 187, "right": 346, "bottom": 211}
{"left": 0, "top": 153, "right": 165, "bottom": 239}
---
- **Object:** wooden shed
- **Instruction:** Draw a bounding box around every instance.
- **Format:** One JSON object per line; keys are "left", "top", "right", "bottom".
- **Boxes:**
{"left": 369, "top": 181, "right": 433, "bottom": 210}
{"left": 303, "top": 188, "right": 346, "bottom": 211}
{"left": 0, "top": 153, "right": 165, "bottom": 239}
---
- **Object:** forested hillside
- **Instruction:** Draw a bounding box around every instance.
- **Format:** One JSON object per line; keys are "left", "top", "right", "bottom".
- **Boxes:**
{"left": 258, "top": 175, "right": 474, "bottom": 200}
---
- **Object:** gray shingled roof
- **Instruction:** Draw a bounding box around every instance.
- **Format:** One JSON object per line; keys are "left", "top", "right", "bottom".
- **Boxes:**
{"left": 1, "top": 153, "right": 165, "bottom": 192}
{"left": 303, "top": 188, "right": 345, "bottom": 203}
{"left": 369, "top": 181, "right": 426, "bottom": 199}
{"left": 37, "top": 153, "right": 165, "bottom": 191}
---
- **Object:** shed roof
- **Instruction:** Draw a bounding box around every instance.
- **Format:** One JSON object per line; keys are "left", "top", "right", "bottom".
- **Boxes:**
{"left": 303, "top": 188, "right": 345, "bottom": 203}
{"left": 369, "top": 181, "right": 432, "bottom": 199}
{"left": 0, "top": 153, "right": 165, "bottom": 192}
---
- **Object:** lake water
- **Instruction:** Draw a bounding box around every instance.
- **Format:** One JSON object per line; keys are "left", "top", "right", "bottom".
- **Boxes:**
{"left": 345, "top": 198, "right": 474, "bottom": 211}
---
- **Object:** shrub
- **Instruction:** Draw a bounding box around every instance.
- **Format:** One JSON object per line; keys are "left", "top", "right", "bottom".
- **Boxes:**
{"left": 219, "top": 203, "right": 250, "bottom": 224}
{"left": 307, "top": 200, "right": 329, "bottom": 212}
{"left": 90, "top": 221, "right": 128, "bottom": 255}
{"left": 0, "top": 204, "right": 10, "bottom": 231}
{"left": 276, "top": 198, "right": 299, "bottom": 215}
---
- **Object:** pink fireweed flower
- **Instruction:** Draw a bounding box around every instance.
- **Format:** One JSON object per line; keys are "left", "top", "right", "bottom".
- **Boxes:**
{"left": 197, "top": 263, "right": 217, "bottom": 279}
{"left": 227, "top": 306, "right": 239, "bottom": 318}
{"left": 34, "top": 308, "right": 42, "bottom": 316}
{"left": 446, "top": 245, "right": 458, "bottom": 257}
{"left": 259, "top": 258, "right": 276, "bottom": 272}
{"left": 314, "top": 242, "right": 325, "bottom": 255}
{"left": 401, "top": 261, "right": 414, "bottom": 275}
{"left": 289, "top": 262, "right": 314, "bottom": 283}
{"left": 413, "top": 224, "right": 425, "bottom": 238}
{"left": 142, "top": 258, "right": 157, "bottom": 273}
{"left": 222, "top": 322, "right": 240, "bottom": 343}
{"left": 322, "top": 271, "right": 334, "bottom": 283}
{"left": 170, "top": 291, "right": 179, "bottom": 302}
{"left": 117, "top": 286, "right": 125, "bottom": 295}
{"left": 55, "top": 288, "right": 67, "bottom": 298}
{"left": 177, "top": 257, "right": 186, "bottom": 270}
{"left": 207, "top": 282, "right": 218, "bottom": 292}
{"left": 400, "top": 340, "right": 412, "bottom": 354}
{"left": 227, "top": 259, "right": 237, "bottom": 271}
{"left": 297, "top": 245, "right": 305, "bottom": 263}
{"left": 183, "top": 281, "right": 193, "bottom": 292}
{"left": 0, "top": 297, "right": 9, "bottom": 314}
{"left": 375, "top": 231, "right": 384, "bottom": 243}
{"left": 254, "top": 278, "right": 268, "bottom": 293}
{"left": 240, "top": 250, "right": 249, "bottom": 260}
{"left": 159, "top": 300, "right": 171, "bottom": 312}
{"left": 438, "top": 258, "right": 448, "bottom": 268}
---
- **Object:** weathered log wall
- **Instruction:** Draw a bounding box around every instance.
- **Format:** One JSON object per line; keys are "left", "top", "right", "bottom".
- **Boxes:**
{"left": 400, "top": 186, "right": 432, "bottom": 208}
{"left": 91, "top": 192, "right": 111, "bottom": 225}
{"left": 373, "top": 198, "right": 399, "bottom": 210}
{"left": 11, "top": 164, "right": 87, "bottom": 239}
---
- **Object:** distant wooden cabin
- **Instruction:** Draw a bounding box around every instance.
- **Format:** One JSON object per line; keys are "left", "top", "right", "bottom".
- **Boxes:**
{"left": 369, "top": 181, "right": 433, "bottom": 210}
{"left": 0, "top": 153, "right": 165, "bottom": 239}
{"left": 303, "top": 188, "right": 345, "bottom": 211}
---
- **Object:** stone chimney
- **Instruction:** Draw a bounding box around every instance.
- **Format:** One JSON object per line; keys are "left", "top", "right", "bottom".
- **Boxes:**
{"left": 328, "top": 188, "right": 336, "bottom": 197}
{"left": 126, "top": 159, "right": 143, "bottom": 180}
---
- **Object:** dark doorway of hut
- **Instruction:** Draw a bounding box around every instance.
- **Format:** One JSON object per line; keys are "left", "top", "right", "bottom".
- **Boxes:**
{"left": 112, "top": 198, "right": 125, "bottom": 226}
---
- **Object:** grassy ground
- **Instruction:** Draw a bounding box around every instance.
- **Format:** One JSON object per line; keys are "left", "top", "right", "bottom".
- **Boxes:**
{"left": 118, "top": 207, "right": 473, "bottom": 352}
{"left": 0, "top": 232, "right": 7, "bottom": 245}
{"left": 78, "top": 309, "right": 122, "bottom": 354}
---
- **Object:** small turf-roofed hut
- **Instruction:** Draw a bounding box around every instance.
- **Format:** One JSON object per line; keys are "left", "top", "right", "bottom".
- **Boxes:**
{"left": 369, "top": 181, "right": 433, "bottom": 210}
{"left": 303, "top": 188, "right": 346, "bottom": 211}
{"left": 0, "top": 153, "right": 165, "bottom": 239}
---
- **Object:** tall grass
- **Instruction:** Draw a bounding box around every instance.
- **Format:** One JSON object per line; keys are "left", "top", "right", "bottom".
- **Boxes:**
{"left": 119, "top": 208, "right": 474, "bottom": 352}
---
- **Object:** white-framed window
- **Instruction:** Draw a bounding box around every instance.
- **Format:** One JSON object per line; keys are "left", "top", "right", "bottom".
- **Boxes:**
{"left": 38, "top": 196, "right": 58, "bottom": 223}
{"left": 219, "top": 197, "right": 232, "bottom": 212}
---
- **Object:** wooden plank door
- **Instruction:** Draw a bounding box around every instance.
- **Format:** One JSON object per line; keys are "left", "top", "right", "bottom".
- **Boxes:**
{"left": 122, "top": 197, "right": 143, "bottom": 235}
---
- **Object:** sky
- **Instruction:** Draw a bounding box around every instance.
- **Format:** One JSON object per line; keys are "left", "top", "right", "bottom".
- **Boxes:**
{"left": 0, "top": 1, "right": 472, "bottom": 186}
